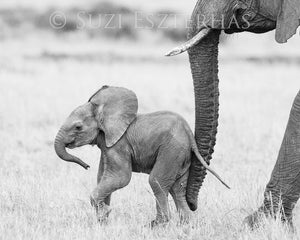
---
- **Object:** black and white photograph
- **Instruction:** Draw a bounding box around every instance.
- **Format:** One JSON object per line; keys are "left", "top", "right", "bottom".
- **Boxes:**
{"left": 0, "top": 0, "right": 299, "bottom": 239}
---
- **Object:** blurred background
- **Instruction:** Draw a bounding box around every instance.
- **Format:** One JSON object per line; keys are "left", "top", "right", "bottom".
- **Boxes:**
{"left": 0, "top": 0, "right": 299, "bottom": 239}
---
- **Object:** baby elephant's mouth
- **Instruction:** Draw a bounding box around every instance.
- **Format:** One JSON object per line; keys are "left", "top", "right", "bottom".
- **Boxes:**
{"left": 66, "top": 141, "right": 76, "bottom": 149}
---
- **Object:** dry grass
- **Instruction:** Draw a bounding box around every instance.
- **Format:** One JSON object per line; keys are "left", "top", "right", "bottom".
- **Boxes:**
{"left": 0, "top": 35, "right": 299, "bottom": 240}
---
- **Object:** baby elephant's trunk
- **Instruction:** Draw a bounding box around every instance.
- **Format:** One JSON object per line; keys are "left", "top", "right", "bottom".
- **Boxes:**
{"left": 54, "top": 128, "right": 90, "bottom": 170}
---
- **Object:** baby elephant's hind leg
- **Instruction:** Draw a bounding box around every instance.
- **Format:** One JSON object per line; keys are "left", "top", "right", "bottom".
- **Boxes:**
{"left": 149, "top": 174, "right": 173, "bottom": 227}
{"left": 170, "top": 170, "right": 191, "bottom": 224}
{"left": 149, "top": 147, "right": 180, "bottom": 227}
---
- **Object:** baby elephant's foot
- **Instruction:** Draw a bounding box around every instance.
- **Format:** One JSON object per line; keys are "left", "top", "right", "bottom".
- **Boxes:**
{"left": 96, "top": 207, "right": 111, "bottom": 225}
{"left": 179, "top": 213, "right": 191, "bottom": 225}
{"left": 150, "top": 217, "right": 169, "bottom": 229}
{"left": 90, "top": 197, "right": 111, "bottom": 224}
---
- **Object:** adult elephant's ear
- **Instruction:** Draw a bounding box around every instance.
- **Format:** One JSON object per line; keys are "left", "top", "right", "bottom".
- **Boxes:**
{"left": 275, "top": 0, "right": 300, "bottom": 43}
{"left": 89, "top": 86, "right": 138, "bottom": 147}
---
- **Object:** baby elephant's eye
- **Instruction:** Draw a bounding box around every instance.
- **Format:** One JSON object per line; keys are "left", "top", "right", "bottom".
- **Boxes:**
{"left": 75, "top": 125, "right": 83, "bottom": 131}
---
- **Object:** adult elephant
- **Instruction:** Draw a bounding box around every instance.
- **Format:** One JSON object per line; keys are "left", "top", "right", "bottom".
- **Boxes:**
{"left": 166, "top": 0, "right": 300, "bottom": 228}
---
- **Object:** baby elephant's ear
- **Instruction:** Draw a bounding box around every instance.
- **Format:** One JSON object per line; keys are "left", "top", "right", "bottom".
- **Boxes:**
{"left": 275, "top": 0, "right": 300, "bottom": 43}
{"left": 89, "top": 86, "right": 138, "bottom": 147}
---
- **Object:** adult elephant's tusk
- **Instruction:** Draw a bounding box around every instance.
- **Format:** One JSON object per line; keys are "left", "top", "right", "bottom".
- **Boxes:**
{"left": 165, "top": 28, "right": 211, "bottom": 57}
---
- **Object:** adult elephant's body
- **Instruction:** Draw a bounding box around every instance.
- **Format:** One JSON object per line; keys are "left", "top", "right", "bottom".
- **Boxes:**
{"left": 168, "top": 0, "right": 300, "bottom": 225}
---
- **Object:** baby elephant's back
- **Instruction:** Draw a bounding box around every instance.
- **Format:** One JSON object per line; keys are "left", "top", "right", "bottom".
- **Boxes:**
{"left": 127, "top": 111, "right": 191, "bottom": 155}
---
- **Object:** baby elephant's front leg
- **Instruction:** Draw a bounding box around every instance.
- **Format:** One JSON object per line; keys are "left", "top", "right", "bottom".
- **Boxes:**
{"left": 90, "top": 170, "right": 131, "bottom": 223}
{"left": 90, "top": 146, "right": 132, "bottom": 223}
{"left": 90, "top": 197, "right": 111, "bottom": 224}
{"left": 90, "top": 180, "right": 112, "bottom": 224}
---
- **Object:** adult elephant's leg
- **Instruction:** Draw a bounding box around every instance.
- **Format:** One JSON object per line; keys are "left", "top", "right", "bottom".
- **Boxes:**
{"left": 245, "top": 90, "right": 300, "bottom": 228}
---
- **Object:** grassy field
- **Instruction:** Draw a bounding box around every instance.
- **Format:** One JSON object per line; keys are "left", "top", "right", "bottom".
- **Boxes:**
{"left": 0, "top": 33, "right": 299, "bottom": 240}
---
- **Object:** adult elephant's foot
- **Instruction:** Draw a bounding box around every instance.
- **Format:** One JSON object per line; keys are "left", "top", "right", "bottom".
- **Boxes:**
{"left": 243, "top": 208, "right": 265, "bottom": 229}
{"left": 243, "top": 205, "right": 294, "bottom": 232}
{"left": 244, "top": 91, "right": 300, "bottom": 232}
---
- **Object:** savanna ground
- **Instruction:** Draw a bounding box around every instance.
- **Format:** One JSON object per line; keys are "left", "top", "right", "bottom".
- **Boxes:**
{"left": 0, "top": 2, "right": 300, "bottom": 240}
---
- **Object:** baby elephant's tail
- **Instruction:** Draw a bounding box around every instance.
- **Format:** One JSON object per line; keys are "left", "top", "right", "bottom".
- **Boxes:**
{"left": 186, "top": 126, "right": 230, "bottom": 189}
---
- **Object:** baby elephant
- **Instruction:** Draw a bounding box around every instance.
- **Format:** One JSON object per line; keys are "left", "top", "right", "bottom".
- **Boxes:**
{"left": 54, "top": 86, "right": 229, "bottom": 226}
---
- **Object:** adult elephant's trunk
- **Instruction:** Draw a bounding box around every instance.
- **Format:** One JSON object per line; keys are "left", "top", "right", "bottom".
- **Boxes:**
{"left": 54, "top": 129, "right": 90, "bottom": 169}
{"left": 186, "top": 30, "right": 221, "bottom": 211}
